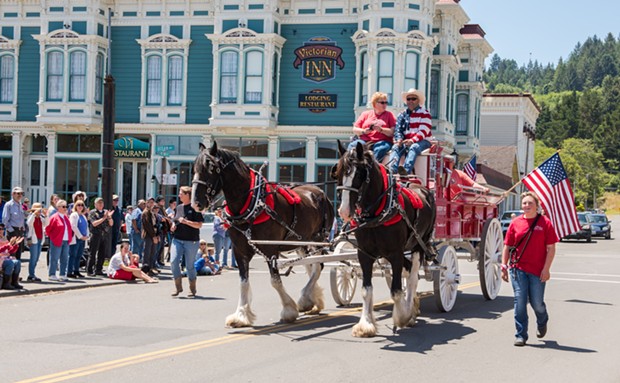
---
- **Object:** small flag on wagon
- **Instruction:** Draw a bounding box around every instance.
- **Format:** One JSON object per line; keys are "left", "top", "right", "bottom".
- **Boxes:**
{"left": 521, "top": 152, "right": 580, "bottom": 239}
{"left": 463, "top": 154, "right": 477, "bottom": 181}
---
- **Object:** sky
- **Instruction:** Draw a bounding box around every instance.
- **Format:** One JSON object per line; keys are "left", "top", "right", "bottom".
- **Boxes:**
{"left": 462, "top": 0, "right": 620, "bottom": 67}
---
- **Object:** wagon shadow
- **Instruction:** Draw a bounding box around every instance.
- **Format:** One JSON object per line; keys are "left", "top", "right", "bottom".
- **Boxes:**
{"left": 421, "top": 292, "right": 514, "bottom": 321}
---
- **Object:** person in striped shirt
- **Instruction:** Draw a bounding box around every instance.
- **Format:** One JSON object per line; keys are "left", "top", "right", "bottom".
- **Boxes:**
{"left": 389, "top": 88, "right": 432, "bottom": 175}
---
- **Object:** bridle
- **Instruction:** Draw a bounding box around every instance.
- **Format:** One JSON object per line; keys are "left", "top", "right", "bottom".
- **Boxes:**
{"left": 336, "top": 157, "right": 371, "bottom": 212}
{"left": 192, "top": 154, "right": 236, "bottom": 202}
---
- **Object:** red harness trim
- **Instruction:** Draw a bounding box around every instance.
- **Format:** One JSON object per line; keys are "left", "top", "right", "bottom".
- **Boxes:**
{"left": 352, "top": 166, "right": 423, "bottom": 227}
{"left": 224, "top": 171, "right": 301, "bottom": 226}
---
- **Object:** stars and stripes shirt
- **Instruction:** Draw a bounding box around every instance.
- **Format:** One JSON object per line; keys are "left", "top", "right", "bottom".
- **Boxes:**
{"left": 394, "top": 106, "right": 432, "bottom": 143}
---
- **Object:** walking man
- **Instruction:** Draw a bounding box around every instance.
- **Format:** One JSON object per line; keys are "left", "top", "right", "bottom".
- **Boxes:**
{"left": 111, "top": 194, "right": 123, "bottom": 257}
{"left": 131, "top": 200, "right": 145, "bottom": 259}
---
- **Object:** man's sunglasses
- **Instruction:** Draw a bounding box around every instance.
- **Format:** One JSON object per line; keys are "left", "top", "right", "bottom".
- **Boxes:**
{"left": 407, "top": 97, "right": 418, "bottom": 101}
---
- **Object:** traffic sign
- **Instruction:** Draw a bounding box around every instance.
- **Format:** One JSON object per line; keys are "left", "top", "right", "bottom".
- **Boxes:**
{"left": 156, "top": 145, "right": 175, "bottom": 152}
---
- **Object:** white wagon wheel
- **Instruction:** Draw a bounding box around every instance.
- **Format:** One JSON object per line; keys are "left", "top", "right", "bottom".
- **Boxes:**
{"left": 433, "top": 245, "right": 460, "bottom": 312}
{"left": 330, "top": 240, "right": 358, "bottom": 306}
{"left": 478, "top": 218, "right": 503, "bottom": 300}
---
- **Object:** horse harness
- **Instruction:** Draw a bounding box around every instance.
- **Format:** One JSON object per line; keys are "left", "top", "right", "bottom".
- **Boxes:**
{"left": 338, "top": 163, "right": 435, "bottom": 261}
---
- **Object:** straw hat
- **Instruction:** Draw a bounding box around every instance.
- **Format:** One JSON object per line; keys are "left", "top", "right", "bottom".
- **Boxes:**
{"left": 401, "top": 88, "right": 425, "bottom": 106}
{"left": 28, "top": 202, "right": 43, "bottom": 212}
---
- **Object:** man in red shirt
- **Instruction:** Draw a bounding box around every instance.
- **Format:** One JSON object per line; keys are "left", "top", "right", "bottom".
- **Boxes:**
{"left": 502, "top": 191, "right": 559, "bottom": 346}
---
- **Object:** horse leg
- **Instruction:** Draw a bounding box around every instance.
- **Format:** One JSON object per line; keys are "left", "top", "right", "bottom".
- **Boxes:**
{"left": 225, "top": 258, "right": 256, "bottom": 328}
{"left": 298, "top": 252, "right": 325, "bottom": 315}
{"left": 390, "top": 255, "right": 411, "bottom": 330}
{"left": 406, "top": 252, "right": 421, "bottom": 327}
{"left": 352, "top": 255, "right": 377, "bottom": 337}
{"left": 268, "top": 258, "right": 299, "bottom": 323}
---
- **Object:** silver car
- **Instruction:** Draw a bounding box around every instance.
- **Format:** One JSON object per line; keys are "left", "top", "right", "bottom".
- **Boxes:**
{"left": 500, "top": 210, "right": 524, "bottom": 235}
{"left": 199, "top": 212, "right": 215, "bottom": 244}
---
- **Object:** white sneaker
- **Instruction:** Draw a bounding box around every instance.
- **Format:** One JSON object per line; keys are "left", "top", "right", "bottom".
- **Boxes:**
{"left": 49, "top": 275, "right": 59, "bottom": 281}
{"left": 58, "top": 276, "right": 68, "bottom": 282}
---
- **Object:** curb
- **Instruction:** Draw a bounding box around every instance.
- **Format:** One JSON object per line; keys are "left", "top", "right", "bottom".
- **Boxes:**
{"left": 0, "top": 279, "right": 125, "bottom": 298}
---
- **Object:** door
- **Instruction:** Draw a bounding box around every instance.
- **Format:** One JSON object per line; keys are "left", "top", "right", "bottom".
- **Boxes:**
{"left": 119, "top": 160, "right": 148, "bottom": 208}
{"left": 30, "top": 158, "right": 48, "bottom": 204}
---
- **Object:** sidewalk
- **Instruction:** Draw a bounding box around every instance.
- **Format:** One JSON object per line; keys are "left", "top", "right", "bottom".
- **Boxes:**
{"left": 0, "top": 249, "right": 126, "bottom": 298}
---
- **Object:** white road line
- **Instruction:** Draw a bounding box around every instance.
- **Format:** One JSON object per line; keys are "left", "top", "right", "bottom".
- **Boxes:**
{"left": 554, "top": 277, "right": 620, "bottom": 284}
{"left": 554, "top": 272, "right": 620, "bottom": 278}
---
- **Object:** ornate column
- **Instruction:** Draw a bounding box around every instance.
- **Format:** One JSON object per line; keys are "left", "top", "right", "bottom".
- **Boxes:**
{"left": 268, "top": 136, "right": 278, "bottom": 181}
{"left": 45, "top": 132, "right": 56, "bottom": 198}
{"left": 306, "top": 136, "right": 317, "bottom": 180}
{"left": 11, "top": 131, "right": 22, "bottom": 188}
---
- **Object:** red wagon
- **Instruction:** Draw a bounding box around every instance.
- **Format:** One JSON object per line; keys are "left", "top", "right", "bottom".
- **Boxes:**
{"left": 328, "top": 142, "right": 505, "bottom": 312}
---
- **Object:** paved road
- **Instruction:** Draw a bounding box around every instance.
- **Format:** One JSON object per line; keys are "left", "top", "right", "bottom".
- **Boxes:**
{"left": 2, "top": 221, "right": 619, "bottom": 383}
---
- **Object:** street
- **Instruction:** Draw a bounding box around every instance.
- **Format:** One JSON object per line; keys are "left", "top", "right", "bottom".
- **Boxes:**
{"left": 2, "top": 222, "right": 620, "bottom": 383}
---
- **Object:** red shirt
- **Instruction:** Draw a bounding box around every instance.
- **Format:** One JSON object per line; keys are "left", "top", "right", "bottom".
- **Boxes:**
{"left": 354, "top": 110, "right": 396, "bottom": 144}
{"left": 504, "top": 214, "right": 558, "bottom": 276}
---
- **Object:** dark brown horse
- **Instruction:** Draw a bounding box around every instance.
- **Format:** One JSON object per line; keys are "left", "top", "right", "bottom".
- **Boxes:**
{"left": 191, "top": 142, "right": 334, "bottom": 327}
{"left": 333, "top": 141, "right": 436, "bottom": 337}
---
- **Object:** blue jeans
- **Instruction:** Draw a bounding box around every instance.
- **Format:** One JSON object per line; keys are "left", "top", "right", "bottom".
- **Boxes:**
{"left": 510, "top": 268, "right": 549, "bottom": 341}
{"left": 68, "top": 239, "right": 85, "bottom": 275}
{"left": 348, "top": 139, "right": 392, "bottom": 162}
{"left": 28, "top": 242, "right": 42, "bottom": 278}
{"left": 2, "top": 258, "right": 21, "bottom": 276}
{"left": 170, "top": 238, "right": 199, "bottom": 280}
{"left": 49, "top": 240, "right": 70, "bottom": 278}
{"left": 389, "top": 139, "right": 432, "bottom": 174}
{"left": 131, "top": 232, "right": 144, "bottom": 260}
{"left": 213, "top": 234, "right": 225, "bottom": 263}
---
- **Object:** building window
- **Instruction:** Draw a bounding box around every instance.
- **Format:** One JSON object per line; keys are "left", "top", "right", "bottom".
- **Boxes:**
{"left": 220, "top": 51, "right": 238, "bottom": 104}
{"left": 316, "top": 164, "right": 337, "bottom": 206}
{"left": 69, "top": 51, "right": 86, "bottom": 101}
{"left": 95, "top": 53, "right": 104, "bottom": 103}
{"left": 0, "top": 55, "right": 14, "bottom": 103}
{"left": 377, "top": 50, "right": 394, "bottom": 104}
{"left": 278, "top": 164, "right": 305, "bottom": 183}
{"left": 279, "top": 139, "right": 306, "bottom": 158}
{"left": 456, "top": 93, "right": 468, "bottom": 135}
{"left": 429, "top": 69, "right": 439, "bottom": 119}
{"left": 404, "top": 52, "right": 419, "bottom": 94}
{"left": 317, "top": 139, "right": 340, "bottom": 159}
{"left": 216, "top": 137, "right": 269, "bottom": 157}
{"left": 46, "top": 51, "right": 64, "bottom": 101}
{"left": 57, "top": 134, "right": 101, "bottom": 153}
{"left": 0, "top": 133, "right": 11, "bottom": 150}
{"left": 0, "top": 157, "right": 12, "bottom": 196}
{"left": 359, "top": 51, "right": 368, "bottom": 106}
{"left": 244, "top": 51, "right": 263, "bottom": 103}
{"left": 55, "top": 158, "right": 100, "bottom": 200}
{"left": 146, "top": 55, "right": 162, "bottom": 105}
{"left": 167, "top": 55, "right": 183, "bottom": 105}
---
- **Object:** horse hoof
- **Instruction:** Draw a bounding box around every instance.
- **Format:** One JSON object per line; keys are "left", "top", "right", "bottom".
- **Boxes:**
{"left": 225, "top": 313, "right": 253, "bottom": 328}
{"left": 352, "top": 322, "right": 377, "bottom": 338}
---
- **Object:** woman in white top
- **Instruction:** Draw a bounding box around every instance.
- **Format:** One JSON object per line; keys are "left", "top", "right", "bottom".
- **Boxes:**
{"left": 68, "top": 200, "right": 89, "bottom": 278}
{"left": 107, "top": 241, "right": 158, "bottom": 283}
{"left": 26, "top": 202, "right": 47, "bottom": 281}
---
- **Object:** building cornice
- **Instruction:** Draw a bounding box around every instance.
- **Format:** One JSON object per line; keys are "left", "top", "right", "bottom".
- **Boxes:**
{"left": 33, "top": 30, "right": 109, "bottom": 48}
{"left": 352, "top": 29, "right": 435, "bottom": 50}
{"left": 207, "top": 28, "right": 286, "bottom": 47}
{"left": 137, "top": 34, "right": 192, "bottom": 50}
{"left": 0, "top": 36, "right": 22, "bottom": 50}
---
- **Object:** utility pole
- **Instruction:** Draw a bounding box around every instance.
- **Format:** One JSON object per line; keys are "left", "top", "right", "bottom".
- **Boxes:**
{"left": 101, "top": 8, "right": 115, "bottom": 207}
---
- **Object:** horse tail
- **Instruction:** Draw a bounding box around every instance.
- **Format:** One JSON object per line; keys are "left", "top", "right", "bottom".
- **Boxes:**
{"left": 314, "top": 190, "right": 335, "bottom": 241}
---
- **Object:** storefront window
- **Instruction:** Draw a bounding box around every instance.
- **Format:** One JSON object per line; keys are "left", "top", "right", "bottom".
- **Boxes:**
{"left": 55, "top": 158, "right": 99, "bottom": 201}
{"left": 278, "top": 164, "right": 305, "bottom": 183}
{"left": 0, "top": 133, "right": 11, "bottom": 151}
{"left": 317, "top": 140, "right": 340, "bottom": 159}
{"left": 0, "top": 157, "right": 12, "bottom": 196}
{"left": 279, "top": 139, "right": 306, "bottom": 158}
{"left": 316, "top": 164, "right": 337, "bottom": 206}
{"left": 31, "top": 135, "right": 48, "bottom": 153}
{"left": 215, "top": 137, "right": 268, "bottom": 157}
{"left": 57, "top": 134, "right": 101, "bottom": 153}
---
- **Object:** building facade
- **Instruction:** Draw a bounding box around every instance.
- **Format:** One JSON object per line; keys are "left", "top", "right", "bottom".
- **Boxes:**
{"left": 0, "top": 0, "right": 492, "bottom": 209}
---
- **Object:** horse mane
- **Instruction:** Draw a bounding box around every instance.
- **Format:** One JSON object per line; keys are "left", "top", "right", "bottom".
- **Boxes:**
{"left": 197, "top": 145, "right": 250, "bottom": 177}
{"left": 335, "top": 146, "right": 376, "bottom": 180}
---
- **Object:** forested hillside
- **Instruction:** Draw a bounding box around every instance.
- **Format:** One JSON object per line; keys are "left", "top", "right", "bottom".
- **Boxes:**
{"left": 484, "top": 33, "right": 620, "bottom": 208}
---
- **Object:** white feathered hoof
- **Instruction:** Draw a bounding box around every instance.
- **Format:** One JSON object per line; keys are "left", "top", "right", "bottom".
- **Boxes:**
{"left": 298, "top": 286, "right": 325, "bottom": 315}
{"left": 392, "top": 291, "right": 412, "bottom": 329}
{"left": 280, "top": 303, "right": 299, "bottom": 323}
{"left": 352, "top": 320, "right": 378, "bottom": 338}
{"left": 225, "top": 307, "right": 256, "bottom": 328}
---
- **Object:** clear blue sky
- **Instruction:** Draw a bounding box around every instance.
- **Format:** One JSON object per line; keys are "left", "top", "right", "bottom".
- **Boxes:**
{"left": 463, "top": 0, "right": 620, "bottom": 67}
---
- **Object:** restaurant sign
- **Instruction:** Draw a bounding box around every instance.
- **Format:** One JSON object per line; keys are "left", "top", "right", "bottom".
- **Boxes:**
{"left": 114, "top": 137, "right": 150, "bottom": 158}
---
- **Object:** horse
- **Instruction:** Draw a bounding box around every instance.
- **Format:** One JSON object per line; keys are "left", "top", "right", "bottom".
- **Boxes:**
{"left": 191, "top": 142, "right": 335, "bottom": 327}
{"left": 332, "top": 140, "right": 436, "bottom": 337}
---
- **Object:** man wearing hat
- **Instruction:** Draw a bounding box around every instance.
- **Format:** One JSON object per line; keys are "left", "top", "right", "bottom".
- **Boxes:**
{"left": 26, "top": 202, "right": 46, "bottom": 281}
{"left": 388, "top": 88, "right": 432, "bottom": 175}
{"left": 111, "top": 194, "right": 123, "bottom": 256}
{"left": 2, "top": 187, "right": 26, "bottom": 259}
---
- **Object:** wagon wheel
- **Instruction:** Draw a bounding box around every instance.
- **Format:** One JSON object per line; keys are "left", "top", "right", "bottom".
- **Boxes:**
{"left": 330, "top": 240, "right": 358, "bottom": 306}
{"left": 433, "top": 245, "right": 460, "bottom": 312}
{"left": 384, "top": 260, "right": 409, "bottom": 293}
{"left": 478, "top": 218, "right": 503, "bottom": 300}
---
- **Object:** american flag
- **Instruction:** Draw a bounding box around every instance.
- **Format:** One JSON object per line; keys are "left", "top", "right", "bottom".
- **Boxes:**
{"left": 521, "top": 153, "right": 580, "bottom": 238}
{"left": 463, "top": 155, "right": 477, "bottom": 181}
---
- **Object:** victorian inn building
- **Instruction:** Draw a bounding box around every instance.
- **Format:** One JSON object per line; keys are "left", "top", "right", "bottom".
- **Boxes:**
{"left": 0, "top": 0, "right": 492, "bottom": 209}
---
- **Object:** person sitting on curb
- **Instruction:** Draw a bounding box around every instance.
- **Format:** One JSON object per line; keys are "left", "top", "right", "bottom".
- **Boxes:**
{"left": 195, "top": 240, "right": 221, "bottom": 276}
{"left": 107, "top": 241, "right": 158, "bottom": 283}
{"left": 0, "top": 225, "right": 24, "bottom": 290}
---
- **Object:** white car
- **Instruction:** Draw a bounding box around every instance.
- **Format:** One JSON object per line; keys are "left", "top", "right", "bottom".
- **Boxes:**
{"left": 200, "top": 212, "right": 215, "bottom": 244}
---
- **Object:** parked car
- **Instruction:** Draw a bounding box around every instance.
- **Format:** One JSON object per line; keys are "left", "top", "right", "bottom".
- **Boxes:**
{"left": 199, "top": 212, "right": 215, "bottom": 244}
{"left": 588, "top": 213, "right": 611, "bottom": 239}
{"left": 500, "top": 210, "right": 524, "bottom": 235}
{"left": 563, "top": 212, "right": 592, "bottom": 242}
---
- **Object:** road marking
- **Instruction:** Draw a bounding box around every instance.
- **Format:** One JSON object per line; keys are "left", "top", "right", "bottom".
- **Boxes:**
{"left": 18, "top": 281, "right": 480, "bottom": 383}
{"left": 554, "top": 277, "right": 620, "bottom": 284}
{"left": 554, "top": 271, "right": 620, "bottom": 278}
